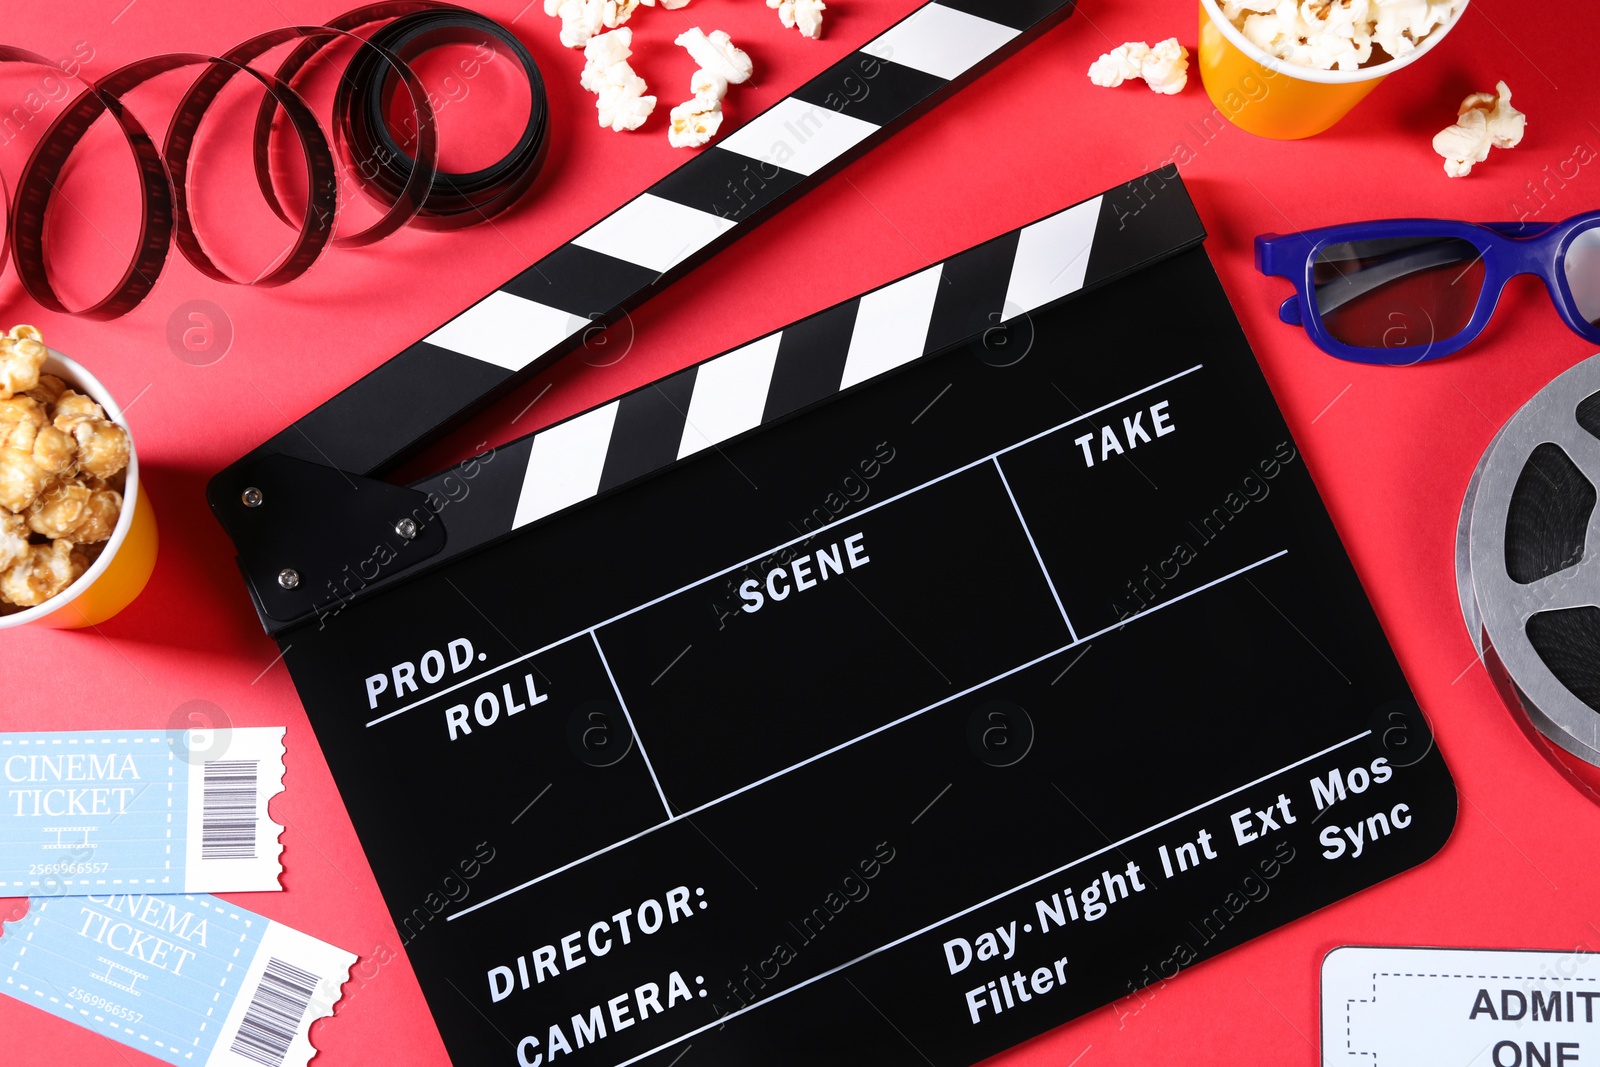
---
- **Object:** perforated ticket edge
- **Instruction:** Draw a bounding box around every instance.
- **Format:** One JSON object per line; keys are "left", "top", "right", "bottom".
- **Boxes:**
{"left": 0, "top": 893, "right": 355, "bottom": 1067}
{"left": 0, "top": 728, "right": 286, "bottom": 895}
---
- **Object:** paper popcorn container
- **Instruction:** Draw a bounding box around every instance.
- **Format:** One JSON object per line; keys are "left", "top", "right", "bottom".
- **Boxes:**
{"left": 0, "top": 350, "right": 158, "bottom": 630}
{"left": 1198, "top": 0, "right": 1468, "bottom": 140}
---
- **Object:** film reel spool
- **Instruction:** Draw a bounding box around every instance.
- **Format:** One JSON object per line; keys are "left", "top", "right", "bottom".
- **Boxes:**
{"left": 1459, "top": 354, "right": 1600, "bottom": 777}
{"left": 0, "top": 3, "right": 549, "bottom": 318}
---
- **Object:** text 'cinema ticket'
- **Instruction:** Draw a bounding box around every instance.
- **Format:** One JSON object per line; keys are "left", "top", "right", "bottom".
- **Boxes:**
{"left": 0, "top": 729, "right": 286, "bottom": 894}
{"left": 0, "top": 893, "right": 354, "bottom": 1067}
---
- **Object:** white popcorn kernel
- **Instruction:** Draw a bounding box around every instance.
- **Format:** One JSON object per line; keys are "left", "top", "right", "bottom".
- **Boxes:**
{"left": 1088, "top": 42, "right": 1150, "bottom": 88}
{"left": 676, "top": 27, "right": 753, "bottom": 86}
{"left": 1433, "top": 80, "right": 1524, "bottom": 177}
{"left": 767, "top": 0, "right": 826, "bottom": 39}
{"left": 554, "top": 0, "right": 607, "bottom": 48}
{"left": 1433, "top": 110, "right": 1490, "bottom": 177}
{"left": 1088, "top": 39, "right": 1188, "bottom": 95}
{"left": 691, "top": 67, "right": 729, "bottom": 101}
{"left": 1221, "top": 0, "right": 1279, "bottom": 19}
{"left": 580, "top": 29, "right": 657, "bottom": 132}
{"left": 1476, "top": 80, "right": 1526, "bottom": 149}
{"left": 1142, "top": 38, "right": 1190, "bottom": 94}
{"left": 669, "top": 95, "right": 725, "bottom": 148}
{"left": 597, "top": 77, "right": 657, "bottom": 131}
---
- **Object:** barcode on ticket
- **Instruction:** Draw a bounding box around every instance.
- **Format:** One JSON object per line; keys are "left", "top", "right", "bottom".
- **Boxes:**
{"left": 231, "top": 958, "right": 322, "bottom": 1067}
{"left": 0, "top": 894, "right": 355, "bottom": 1067}
{"left": 202, "top": 761, "right": 260, "bottom": 861}
{"left": 0, "top": 728, "right": 286, "bottom": 894}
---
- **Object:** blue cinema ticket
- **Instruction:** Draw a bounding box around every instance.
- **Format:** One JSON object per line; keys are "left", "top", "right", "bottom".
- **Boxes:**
{"left": 1, "top": 729, "right": 285, "bottom": 894}
{"left": 0, "top": 893, "right": 354, "bottom": 1067}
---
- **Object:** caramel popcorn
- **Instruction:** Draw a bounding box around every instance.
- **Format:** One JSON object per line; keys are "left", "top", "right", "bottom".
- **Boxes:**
{"left": 0, "top": 327, "right": 47, "bottom": 400}
{"left": 28, "top": 482, "right": 121, "bottom": 543}
{"left": 0, "top": 539, "right": 88, "bottom": 607}
{"left": 54, "top": 390, "right": 131, "bottom": 480}
{"left": 0, "top": 510, "right": 27, "bottom": 573}
{"left": 0, "top": 327, "right": 131, "bottom": 611}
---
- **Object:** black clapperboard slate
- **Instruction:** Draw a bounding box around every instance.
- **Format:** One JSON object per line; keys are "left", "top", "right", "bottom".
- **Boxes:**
{"left": 205, "top": 4, "right": 1456, "bottom": 1062}
{"left": 270, "top": 175, "right": 1456, "bottom": 1065}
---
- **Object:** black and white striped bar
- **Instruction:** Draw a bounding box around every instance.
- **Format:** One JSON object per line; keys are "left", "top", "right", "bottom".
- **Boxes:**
{"left": 400, "top": 168, "right": 1204, "bottom": 593}
{"left": 226, "top": 0, "right": 1077, "bottom": 481}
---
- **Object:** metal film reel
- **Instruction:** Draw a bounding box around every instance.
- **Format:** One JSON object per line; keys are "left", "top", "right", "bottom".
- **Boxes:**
{"left": 1459, "top": 354, "right": 1600, "bottom": 765}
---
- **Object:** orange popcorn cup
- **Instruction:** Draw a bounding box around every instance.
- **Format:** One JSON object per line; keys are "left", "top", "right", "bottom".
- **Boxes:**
{"left": 1198, "top": 0, "right": 1468, "bottom": 140}
{"left": 0, "top": 350, "right": 158, "bottom": 630}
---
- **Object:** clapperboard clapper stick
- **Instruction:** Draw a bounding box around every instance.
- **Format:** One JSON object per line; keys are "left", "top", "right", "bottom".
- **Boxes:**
{"left": 209, "top": 0, "right": 1081, "bottom": 634}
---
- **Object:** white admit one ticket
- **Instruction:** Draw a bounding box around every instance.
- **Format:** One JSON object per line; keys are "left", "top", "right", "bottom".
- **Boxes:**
{"left": 1323, "top": 946, "right": 1600, "bottom": 1067}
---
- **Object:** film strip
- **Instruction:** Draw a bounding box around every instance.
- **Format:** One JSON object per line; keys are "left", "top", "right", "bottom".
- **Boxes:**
{"left": 1458, "top": 353, "right": 1600, "bottom": 791}
{"left": 0, "top": 2, "right": 549, "bottom": 319}
{"left": 210, "top": 0, "right": 1086, "bottom": 633}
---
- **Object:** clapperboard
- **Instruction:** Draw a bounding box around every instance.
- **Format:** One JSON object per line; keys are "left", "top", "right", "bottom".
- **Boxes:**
{"left": 208, "top": 3, "right": 1458, "bottom": 1064}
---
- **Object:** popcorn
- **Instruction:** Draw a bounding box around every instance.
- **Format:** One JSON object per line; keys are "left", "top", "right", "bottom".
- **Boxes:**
{"left": 1088, "top": 42, "right": 1149, "bottom": 88}
{"left": 675, "top": 28, "right": 753, "bottom": 87}
{"left": 1088, "top": 39, "right": 1190, "bottom": 95}
{"left": 1433, "top": 81, "right": 1525, "bottom": 177}
{"left": 0, "top": 510, "right": 26, "bottom": 574}
{"left": 0, "top": 538, "right": 87, "bottom": 608}
{"left": 579, "top": 29, "right": 658, "bottom": 132}
{"left": 0, "top": 328, "right": 47, "bottom": 400}
{"left": 27, "top": 482, "right": 120, "bottom": 544}
{"left": 669, "top": 95, "right": 725, "bottom": 148}
{"left": 1225, "top": 0, "right": 1463, "bottom": 71}
{"left": 665, "top": 30, "right": 752, "bottom": 149}
{"left": 0, "top": 327, "right": 130, "bottom": 610}
{"left": 25, "top": 373, "right": 67, "bottom": 409}
{"left": 767, "top": 0, "right": 826, "bottom": 40}
{"left": 54, "top": 390, "right": 130, "bottom": 480}
{"left": 547, "top": 0, "right": 691, "bottom": 49}
{"left": 0, "top": 398, "right": 67, "bottom": 513}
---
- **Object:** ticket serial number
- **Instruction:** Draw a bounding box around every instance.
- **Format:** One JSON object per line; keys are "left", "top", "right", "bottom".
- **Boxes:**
{"left": 28, "top": 862, "right": 111, "bottom": 876}
{"left": 67, "top": 987, "right": 143, "bottom": 1023}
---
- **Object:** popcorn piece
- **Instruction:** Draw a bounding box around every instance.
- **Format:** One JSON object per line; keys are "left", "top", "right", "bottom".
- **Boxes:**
{"left": 1370, "top": 0, "right": 1460, "bottom": 60}
{"left": 675, "top": 28, "right": 753, "bottom": 87}
{"left": 580, "top": 26, "right": 637, "bottom": 92}
{"left": 0, "top": 397, "right": 72, "bottom": 512}
{"left": 1433, "top": 81, "right": 1524, "bottom": 177}
{"left": 1472, "top": 80, "right": 1526, "bottom": 149}
{"left": 767, "top": 0, "right": 826, "bottom": 40}
{"left": 0, "top": 333, "right": 47, "bottom": 400}
{"left": 669, "top": 95, "right": 724, "bottom": 148}
{"left": 27, "top": 481, "right": 120, "bottom": 544}
{"left": 0, "top": 509, "right": 26, "bottom": 574}
{"left": 53, "top": 390, "right": 129, "bottom": 480}
{"left": 691, "top": 67, "right": 728, "bottom": 101}
{"left": 1142, "top": 39, "right": 1190, "bottom": 94}
{"left": 548, "top": 0, "right": 691, "bottom": 49}
{"left": 580, "top": 29, "right": 657, "bottom": 131}
{"left": 1088, "top": 39, "right": 1189, "bottom": 94}
{"left": 0, "top": 538, "right": 87, "bottom": 607}
{"left": 25, "top": 374, "right": 67, "bottom": 409}
{"left": 1088, "top": 42, "right": 1149, "bottom": 88}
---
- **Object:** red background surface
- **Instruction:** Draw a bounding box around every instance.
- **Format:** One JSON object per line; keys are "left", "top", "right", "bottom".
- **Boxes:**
{"left": 2, "top": 1, "right": 1598, "bottom": 1064}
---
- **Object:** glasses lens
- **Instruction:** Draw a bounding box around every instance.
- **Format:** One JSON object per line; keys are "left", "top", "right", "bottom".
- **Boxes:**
{"left": 1565, "top": 224, "right": 1600, "bottom": 327}
{"left": 1312, "top": 236, "right": 1485, "bottom": 352}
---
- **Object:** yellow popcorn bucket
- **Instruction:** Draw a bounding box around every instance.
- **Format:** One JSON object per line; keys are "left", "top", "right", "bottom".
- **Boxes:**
{"left": 1198, "top": 0, "right": 1469, "bottom": 140}
{"left": 0, "top": 350, "right": 158, "bottom": 630}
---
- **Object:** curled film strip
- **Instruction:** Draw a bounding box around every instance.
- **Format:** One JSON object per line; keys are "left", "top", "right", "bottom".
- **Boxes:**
{"left": 1458, "top": 354, "right": 1600, "bottom": 794}
{"left": 0, "top": 2, "right": 548, "bottom": 319}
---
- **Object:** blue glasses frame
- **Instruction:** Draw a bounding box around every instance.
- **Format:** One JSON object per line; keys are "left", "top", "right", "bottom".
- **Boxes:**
{"left": 1256, "top": 212, "right": 1600, "bottom": 365}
